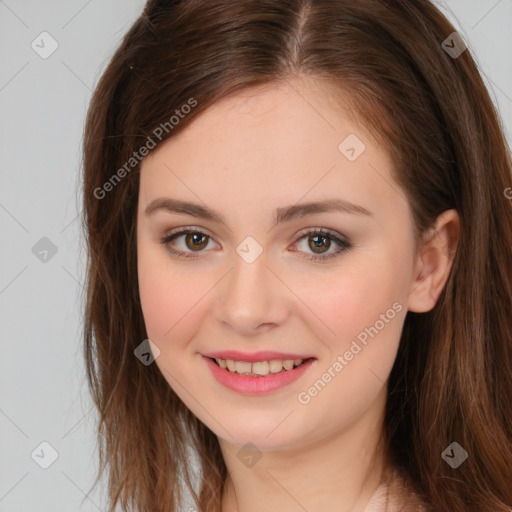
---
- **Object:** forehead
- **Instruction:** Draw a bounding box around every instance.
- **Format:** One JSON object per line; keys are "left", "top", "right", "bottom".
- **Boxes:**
{"left": 161, "top": 77, "right": 366, "bottom": 149}
{"left": 138, "top": 77, "right": 401, "bottom": 222}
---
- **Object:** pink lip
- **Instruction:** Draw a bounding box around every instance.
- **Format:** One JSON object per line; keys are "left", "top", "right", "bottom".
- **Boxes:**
{"left": 202, "top": 350, "right": 314, "bottom": 363}
{"left": 202, "top": 355, "right": 316, "bottom": 395}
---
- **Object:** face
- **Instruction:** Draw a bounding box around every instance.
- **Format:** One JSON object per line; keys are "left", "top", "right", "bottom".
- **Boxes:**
{"left": 136, "top": 76, "right": 418, "bottom": 452}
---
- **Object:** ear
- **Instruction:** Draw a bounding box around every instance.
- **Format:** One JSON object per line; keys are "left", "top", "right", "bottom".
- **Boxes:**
{"left": 407, "top": 209, "right": 460, "bottom": 313}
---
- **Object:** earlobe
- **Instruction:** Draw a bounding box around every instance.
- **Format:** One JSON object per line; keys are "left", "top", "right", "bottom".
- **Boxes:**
{"left": 407, "top": 209, "right": 460, "bottom": 313}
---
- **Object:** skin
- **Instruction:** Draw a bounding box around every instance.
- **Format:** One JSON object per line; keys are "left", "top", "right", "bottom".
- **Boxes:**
{"left": 136, "top": 76, "right": 460, "bottom": 512}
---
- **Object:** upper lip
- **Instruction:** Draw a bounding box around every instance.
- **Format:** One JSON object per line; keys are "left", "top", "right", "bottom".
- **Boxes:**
{"left": 202, "top": 350, "right": 315, "bottom": 363}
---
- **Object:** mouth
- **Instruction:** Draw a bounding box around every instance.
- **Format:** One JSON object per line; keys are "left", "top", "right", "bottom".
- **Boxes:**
{"left": 202, "top": 355, "right": 317, "bottom": 394}
{"left": 208, "top": 356, "right": 315, "bottom": 377}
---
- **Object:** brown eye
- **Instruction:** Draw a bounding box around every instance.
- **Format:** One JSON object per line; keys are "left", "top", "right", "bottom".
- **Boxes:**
{"left": 160, "top": 228, "right": 218, "bottom": 260}
{"left": 292, "top": 228, "right": 351, "bottom": 262}
{"left": 184, "top": 232, "right": 209, "bottom": 251}
{"left": 308, "top": 234, "right": 332, "bottom": 254}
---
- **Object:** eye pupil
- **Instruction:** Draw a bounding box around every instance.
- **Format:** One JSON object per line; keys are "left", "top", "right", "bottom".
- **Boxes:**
{"left": 186, "top": 232, "right": 208, "bottom": 251}
{"left": 309, "top": 234, "right": 330, "bottom": 253}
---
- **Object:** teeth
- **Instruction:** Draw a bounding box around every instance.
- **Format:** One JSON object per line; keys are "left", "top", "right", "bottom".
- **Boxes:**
{"left": 269, "top": 359, "right": 283, "bottom": 373}
{"left": 214, "top": 358, "right": 305, "bottom": 376}
{"left": 282, "top": 360, "right": 294, "bottom": 370}
{"left": 252, "top": 361, "right": 269, "bottom": 376}
{"left": 235, "top": 361, "right": 252, "bottom": 374}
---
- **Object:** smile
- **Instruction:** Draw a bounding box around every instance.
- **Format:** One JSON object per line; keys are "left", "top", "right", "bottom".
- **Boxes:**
{"left": 203, "top": 356, "right": 316, "bottom": 394}
{"left": 213, "top": 357, "right": 306, "bottom": 376}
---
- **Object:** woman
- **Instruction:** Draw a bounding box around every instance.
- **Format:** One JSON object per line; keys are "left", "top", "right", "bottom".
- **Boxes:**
{"left": 81, "top": 1, "right": 512, "bottom": 510}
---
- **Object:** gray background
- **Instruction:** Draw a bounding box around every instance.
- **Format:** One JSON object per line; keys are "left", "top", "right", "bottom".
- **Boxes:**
{"left": 0, "top": 1, "right": 511, "bottom": 511}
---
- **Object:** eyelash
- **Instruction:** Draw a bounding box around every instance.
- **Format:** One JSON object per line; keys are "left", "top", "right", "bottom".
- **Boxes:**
{"left": 160, "top": 227, "right": 351, "bottom": 262}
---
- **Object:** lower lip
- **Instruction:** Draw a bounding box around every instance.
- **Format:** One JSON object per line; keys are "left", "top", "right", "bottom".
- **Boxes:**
{"left": 203, "top": 356, "right": 316, "bottom": 395}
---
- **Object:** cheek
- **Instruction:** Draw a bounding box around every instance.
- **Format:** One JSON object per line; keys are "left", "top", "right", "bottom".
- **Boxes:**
{"left": 291, "top": 269, "right": 406, "bottom": 439}
{"left": 137, "top": 239, "right": 216, "bottom": 352}
{"left": 138, "top": 240, "right": 180, "bottom": 338}
{"left": 291, "top": 254, "right": 408, "bottom": 354}
{"left": 290, "top": 243, "right": 410, "bottom": 398}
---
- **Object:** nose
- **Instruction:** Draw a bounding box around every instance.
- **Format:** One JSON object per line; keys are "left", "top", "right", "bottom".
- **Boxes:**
{"left": 215, "top": 250, "right": 290, "bottom": 336}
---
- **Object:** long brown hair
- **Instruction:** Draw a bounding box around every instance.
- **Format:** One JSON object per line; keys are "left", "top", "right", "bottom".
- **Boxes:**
{"left": 81, "top": 1, "right": 512, "bottom": 510}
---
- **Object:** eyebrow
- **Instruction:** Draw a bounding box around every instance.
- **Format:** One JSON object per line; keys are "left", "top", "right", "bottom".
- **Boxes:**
{"left": 144, "top": 197, "right": 372, "bottom": 226}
